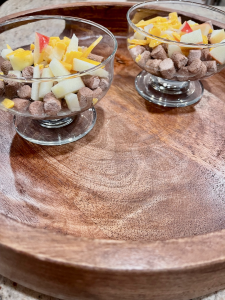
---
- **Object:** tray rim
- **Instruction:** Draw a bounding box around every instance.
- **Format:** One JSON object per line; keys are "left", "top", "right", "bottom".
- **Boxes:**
{"left": 0, "top": 2, "right": 225, "bottom": 299}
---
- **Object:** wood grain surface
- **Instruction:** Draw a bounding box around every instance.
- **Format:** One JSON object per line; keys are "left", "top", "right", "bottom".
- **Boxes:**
{"left": 0, "top": 2, "right": 225, "bottom": 300}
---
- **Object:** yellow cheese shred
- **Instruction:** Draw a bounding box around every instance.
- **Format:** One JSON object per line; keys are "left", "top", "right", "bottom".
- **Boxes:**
{"left": 82, "top": 36, "right": 103, "bottom": 58}
{"left": 79, "top": 57, "right": 100, "bottom": 66}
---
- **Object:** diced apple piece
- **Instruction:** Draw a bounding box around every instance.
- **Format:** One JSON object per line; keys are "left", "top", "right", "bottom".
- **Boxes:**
{"left": 144, "top": 24, "right": 153, "bottom": 33}
{"left": 180, "top": 29, "right": 203, "bottom": 44}
{"left": 187, "top": 20, "right": 198, "bottom": 25}
{"left": 73, "top": 58, "right": 108, "bottom": 77}
{"left": 168, "top": 44, "right": 182, "bottom": 58}
{"left": 210, "top": 38, "right": 225, "bottom": 64}
{"left": 1, "top": 48, "right": 12, "bottom": 60}
{"left": 180, "top": 21, "right": 193, "bottom": 33}
{"left": 8, "top": 70, "right": 22, "bottom": 77}
{"left": 192, "top": 23, "right": 211, "bottom": 36}
{"left": 51, "top": 77, "right": 85, "bottom": 98}
{"left": 66, "top": 34, "right": 78, "bottom": 53}
{"left": 9, "top": 51, "right": 34, "bottom": 71}
{"left": 34, "top": 32, "right": 50, "bottom": 64}
{"left": 42, "top": 45, "right": 53, "bottom": 62}
{"left": 31, "top": 65, "right": 41, "bottom": 101}
{"left": 49, "top": 47, "right": 65, "bottom": 61}
{"left": 210, "top": 29, "right": 225, "bottom": 44}
{"left": 64, "top": 93, "right": 81, "bottom": 112}
{"left": 49, "top": 58, "right": 70, "bottom": 76}
{"left": 39, "top": 67, "right": 54, "bottom": 98}
{"left": 134, "top": 31, "right": 145, "bottom": 40}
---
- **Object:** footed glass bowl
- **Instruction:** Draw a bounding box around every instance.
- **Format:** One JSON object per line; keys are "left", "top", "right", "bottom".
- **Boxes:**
{"left": 0, "top": 15, "right": 117, "bottom": 145}
{"left": 127, "top": 0, "right": 225, "bottom": 107}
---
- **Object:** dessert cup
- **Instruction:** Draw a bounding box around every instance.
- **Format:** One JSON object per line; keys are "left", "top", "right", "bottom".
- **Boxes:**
{"left": 0, "top": 15, "right": 117, "bottom": 145}
{"left": 127, "top": 1, "right": 225, "bottom": 107}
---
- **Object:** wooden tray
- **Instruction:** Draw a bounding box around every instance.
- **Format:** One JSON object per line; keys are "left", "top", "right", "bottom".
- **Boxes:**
{"left": 1, "top": 2, "right": 225, "bottom": 300}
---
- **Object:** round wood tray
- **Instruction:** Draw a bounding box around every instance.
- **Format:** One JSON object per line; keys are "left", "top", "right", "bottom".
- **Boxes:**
{"left": 1, "top": 2, "right": 225, "bottom": 300}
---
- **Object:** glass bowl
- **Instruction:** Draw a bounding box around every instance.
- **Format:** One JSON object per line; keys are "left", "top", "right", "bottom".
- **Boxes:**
{"left": 0, "top": 15, "right": 117, "bottom": 145}
{"left": 127, "top": 0, "right": 225, "bottom": 107}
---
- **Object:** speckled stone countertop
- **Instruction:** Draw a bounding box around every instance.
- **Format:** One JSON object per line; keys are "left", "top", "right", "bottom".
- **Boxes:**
{"left": 0, "top": 1, "right": 225, "bottom": 300}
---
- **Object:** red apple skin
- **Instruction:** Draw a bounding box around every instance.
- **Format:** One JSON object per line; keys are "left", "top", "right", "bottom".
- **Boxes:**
{"left": 180, "top": 21, "right": 193, "bottom": 33}
{"left": 36, "top": 32, "right": 50, "bottom": 52}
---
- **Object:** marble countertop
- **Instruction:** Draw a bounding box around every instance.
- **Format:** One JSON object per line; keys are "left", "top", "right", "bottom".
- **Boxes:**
{"left": 0, "top": 1, "right": 225, "bottom": 300}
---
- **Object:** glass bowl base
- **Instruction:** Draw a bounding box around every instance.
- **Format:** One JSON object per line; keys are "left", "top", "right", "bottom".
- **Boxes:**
{"left": 13, "top": 107, "right": 97, "bottom": 146}
{"left": 135, "top": 70, "right": 204, "bottom": 107}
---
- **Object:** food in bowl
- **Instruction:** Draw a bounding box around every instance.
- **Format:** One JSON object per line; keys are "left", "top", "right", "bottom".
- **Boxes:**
{"left": 128, "top": 11, "right": 225, "bottom": 81}
{"left": 0, "top": 32, "right": 109, "bottom": 116}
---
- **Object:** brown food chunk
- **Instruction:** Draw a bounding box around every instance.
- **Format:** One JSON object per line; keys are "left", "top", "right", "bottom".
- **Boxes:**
{"left": 4, "top": 75, "right": 21, "bottom": 98}
{"left": 177, "top": 66, "right": 190, "bottom": 81}
{"left": 1, "top": 61, "right": 13, "bottom": 75}
{"left": 13, "top": 98, "right": 30, "bottom": 112}
{"left": 93, "top": 87, "right": 103, "bottom": 99}
{"left": 17, "top": 85, "right": 31, "bottom": 99}
{"left": 159, "top": 58, "right": 176, "bottom": 79}
{"left": 192, "top": 62, "right": 207, "bottom": 80}
{"left": 43, "top": 92, "right": 61, "bottom": 116}
{"left": 145, "top": 59, "right": 162, "bottom": 76}
{"left": 203, "top": 60, "right": 217, "bottom": 74}
{"left": 129, "top": 45, "right": 145, "bottom": 58}
{"left": 188, "top": 59, "right": 202, "bottom": 74}
{"left": 82, "top": 75, "right": 100, "bottom": 90}
{"left": 188, "top": 50, "right": 202, "bottom": 65}
{"left": 151, "top": 45, "right": 167, "bottom": 60}
{"left": 99, "top": 78, "right": 109, "bottom": 91}
{"left": 88, "top": 53, "right": 104, "bottom": 62}
{"left": 22, "top": 66, "right": 34, "bottom": 79}
{"left": 171, "top": 52, "right": 188, "bottom": 69}
{"left": 137, "top": 51, "right": 151, "bottom": 68}
{"left": 201, "top": 48, "right": 212, "bottom": 61}
{"left": 29, "top": 101, "right": 45, "bottom": 116}
{"left": 43, "top": 92, "right": 56, "bottom": 101}
{"left": 77, "top": 87, "right": 93, "bottom": 109}
{"left": 0, "top": 80, "right": 4, "bottom": 97}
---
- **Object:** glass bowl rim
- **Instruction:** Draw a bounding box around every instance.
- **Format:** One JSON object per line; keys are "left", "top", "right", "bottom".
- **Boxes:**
{"left": 127, "top": 0, "right": 225, "bottom": 48}
{"left": 0, "top": 14, "right": 118, "bottom": 82}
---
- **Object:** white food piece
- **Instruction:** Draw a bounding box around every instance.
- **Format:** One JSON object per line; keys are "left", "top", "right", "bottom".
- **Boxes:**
{"left": 187, "top": 20, "right": 196, "bottom": 25}
{"left": 144, "top": 24, "right": 153, "bottom": 33}
{"left": 8, "top": 70, "right": 22, "bottom": 78}
{"left": 51, "top": 77, "right": 85, "bottom": 98}
{"left": 49, "top": 58, "right": 70, "bottom": 76}
{"left": 210, "top": 39, "right": 225, "bottom": 64}
{"left": 49, "top": 47, "right": 65, "bottom": 61}
{"left": 210, "top": 29, "right": 225, "bottom": 44}
{"left": 73, "top": 58, "right": 108, "bottom": 77}
{"left": 39, "top": 67, "right": 54, "bottom": 98}
{"left": 168, "top": 44, "right": 182, "bottom": 58}
{"left": 64, "top": 93, "right": 81, "bottom": 112}
{"left": 31, "top": 65, "right": 41, "bottom": 101}
{"left": 1, "top": 49, "right": 12, "bottom": 60}
{"left": 134, "top": 31, "right": 145, "bottom": 40}
{"left": 180, "top": 29, "right": 203, "bottom": 44}
{"left": 66, "top": 34, "right": 78, "bottom": 53}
